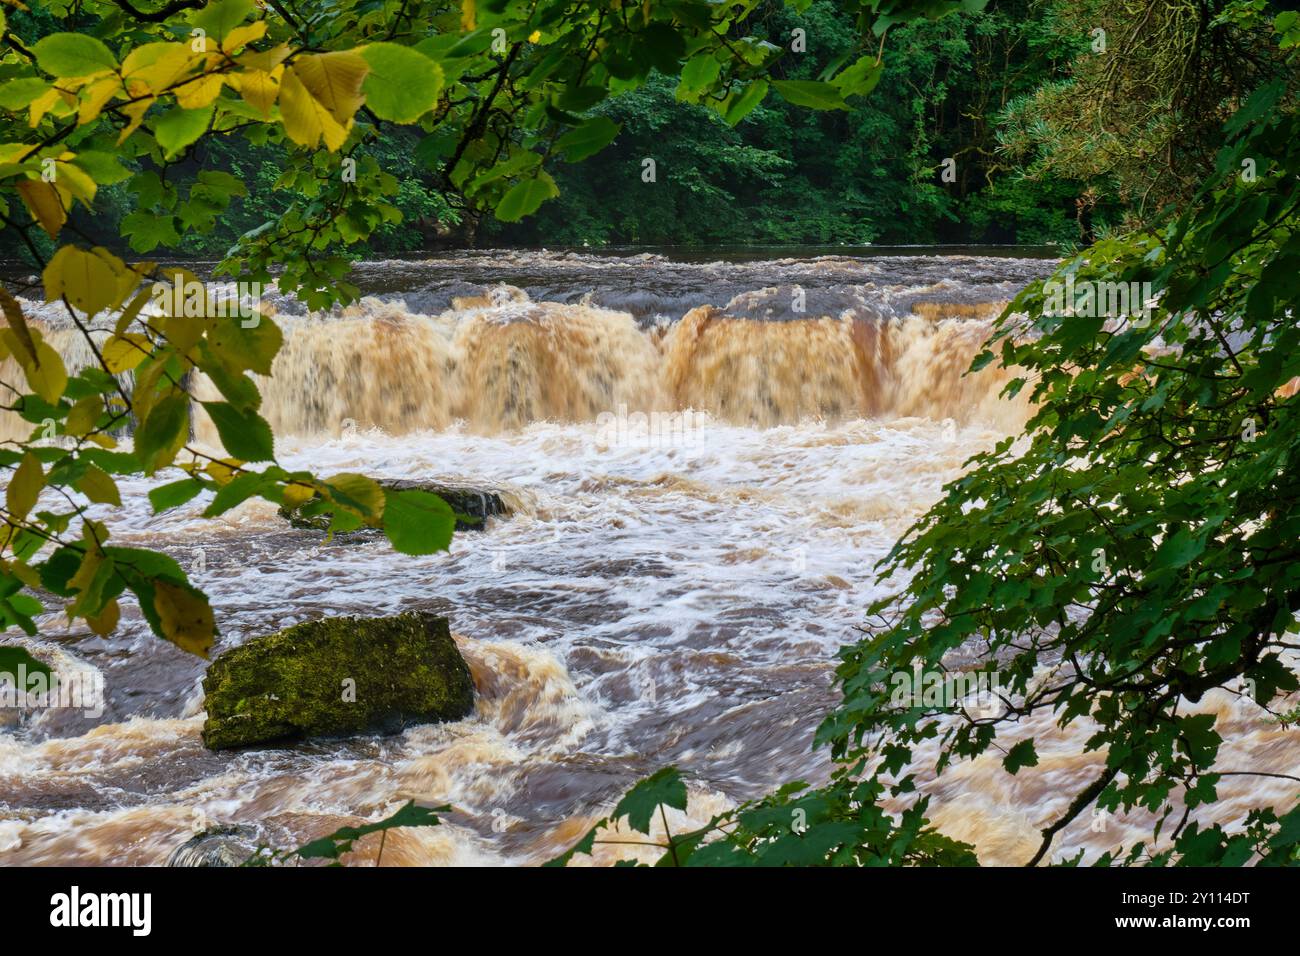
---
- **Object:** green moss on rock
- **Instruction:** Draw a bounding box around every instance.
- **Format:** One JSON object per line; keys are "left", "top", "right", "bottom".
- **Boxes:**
{"left": 201, "top": 611, "right": 474, "bottom": 751}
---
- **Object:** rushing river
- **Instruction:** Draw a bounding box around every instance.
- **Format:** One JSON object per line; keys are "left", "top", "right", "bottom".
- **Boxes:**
{"left": 1, "top": 249, "right": 1294, "bottom": 866}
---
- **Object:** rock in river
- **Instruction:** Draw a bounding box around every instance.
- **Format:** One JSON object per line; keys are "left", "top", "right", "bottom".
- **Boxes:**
{"left": 201, "top": 611, "right": 475, "bottom": 751}
{"left": 168, "top": 825, "right": 259, "bottom": 866}
{"left": 278, "top": 479, "right": 509, "bottom": 533}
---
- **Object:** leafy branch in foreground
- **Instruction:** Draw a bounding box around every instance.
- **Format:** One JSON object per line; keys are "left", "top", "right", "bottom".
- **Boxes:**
{"left": 548, "top": 767, "right": 977, "bottom": 866}
{"left": 245, "top": 800, "right": 447, "bottom": 866}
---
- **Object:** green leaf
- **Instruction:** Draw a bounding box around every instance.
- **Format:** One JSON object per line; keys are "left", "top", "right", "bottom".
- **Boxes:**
{"left": 0, "top": 645, "right": 52, "bottom": 679}
{"left": 70, "top": 150, "right": 132, "bottom": 186}
{"left": 556, "top": 85, "right": 606, "bottom": 111}
{"left": 1003, "top": 739, "right": 1039, "bottom": 775}
{"left": 122, "top": 212, "right": 180, "bottom": 252}
{"left": 203, "top": 471, "right": 267, "bottom": 517}
{"left": 1151, "top": 529, "right": 1204, "bottom": 572}
{"left": 555, "top": 117, "right": 621, "bottom": 162}
{"left": 153, "top": 105, "right": 216, "bottom": 160}
{"left": 207, "top": 314, "right": 282, "bottom": 376}
{"left": 771, "top": 79, "right": 848, "bottom": 110}
{"left": 76, "top": 464, "right": 121, "bottom": 506}
{"left": 33, "top": 33, "right": 117, "bottom": 78}
{"left": 495, "top": 173, "right": 559, "bottom": 222}
{"left": 292, "top": 801, "right": 444, "bottom": 862}
{"left": 382, "top": 489, "right": 455, "bottom": 555}
{"left": 38, "top": 547, "right": 83, "bottom": 597}
{"left": 134, "top": 393, "right": 190, "bottom": 475}
{"left": 202, "top": 402, "right": 275, "bottom": 462}
{"left": 199, "top": 349, "right": 261, "bottom": 410}
{"left": 612, "top": 767, "right": 688, "bottom": 834}
{"left": 192, "top": 0, "right": 254, "bottom": 41}
{"left": 467, "top": 151, "right": 541, "bottom": 191}
{"left": 678, "top": 54, "right": 721, "bottom": 98}
{"left": 832, "top": 57, "right": 884, "bottom": 99}
{"left": 722, "top": 79, "right": 768, "bottom": 125}
{"left": 149, "top": 477, "right": 205, "bottom": 513}
{"left": 0, "top": 78, "right": 51, "bottom": 110}
{"left": 360, "top": 42, "right": 445, "bottom": 123}
{"left": 103, "top": 546, "right": 187, "bottom": 582}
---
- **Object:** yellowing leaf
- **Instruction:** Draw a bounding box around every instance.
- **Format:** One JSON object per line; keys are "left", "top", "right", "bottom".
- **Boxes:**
{"left": 43, "top": 245, "right": 137, "bottom": 316}
{"left": 281, "top": 481, "right": 315, "bottom": 509}
{"left": 173, "top": 72, "right": 224, "bottom": 109}
{"left": 0, "top": 286, "right": 36, "bottom": 364}
{"left": 462, "top": 0, "right": 476, "bottom": 31}
{"left": 67, "top": 547, "right": 105, "bottom": 608}
{"left": 29, "top": 87, "right": 62, "bottom": 126}
{"left": 76, "top": 464, "right": 121, "bottom": 506}
{"left": 289, "top": 51, "right": 367, "bottom": 124}
{"left": 122, "top": 42, "right": 196, "bottom": 94}
{"left": 204, "top": 458, "right": 243, "bottom": 485}
{"left": 65, "top": 395, "right": 101, "bottom": 435}
{"left": 87, "top": 597, "right": 120, "bottom": 637}
{"left": 16, "top": 179, "right": 66, "bottom": 237}
{"left": 324, "top": 472, "right": 385, "bottom": 521}
{"left": 238, "top": 43, "right": 291, "bottom": 73}
{"left": 0, "top": 287, "right": 67, "bottom": 403}
{"left": 222, "top": 21, "right": 267, "bottom": 53}
{"left": 163, "top": 312, "right": 204, "bottom": 353}
{"left": 25, "top": 340, "right": 68, "bottom": 403}
{"left": 152, "top": 580, "right": 215, "bottom": 657}
{"left": 6, "top": 452, "right": 43, "bottom": 519}
{"left": 77, "top": 75, "right": 122, "bottom": 125}
{"left": 131, "top": 349, "right": 170, "bottom": 419}
{"left": 117, "top": 96, "right": 155, "bottom": 144}
{"left": 278, "top": 66, "right": 348, "bottom": 150}
{"left": 0, "top": 144, "right": 30, "bottom": 164}
{"left": 234, "top": 65, "right": 282, "bottom": 118}
{"left": 114, "top": 286, "right": 155, "bottom": 335}
{"left": 7, "top": 558, "right": 42, "bottom": 591}
{"left": 52, "top": 155, "right": 97, "bottom": 206}
{"left": 102, "top": 332, "right": 152, "bottom": 373}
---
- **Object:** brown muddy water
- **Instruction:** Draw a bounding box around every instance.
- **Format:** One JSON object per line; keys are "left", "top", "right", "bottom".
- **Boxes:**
{"left": 1, "top": 249, "right": 1295, "bottom": 866}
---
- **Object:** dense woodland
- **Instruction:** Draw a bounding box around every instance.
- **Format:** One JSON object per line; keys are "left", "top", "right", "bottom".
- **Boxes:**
{"left": 7, "top": 0, "right": 1288, "bottom": 259}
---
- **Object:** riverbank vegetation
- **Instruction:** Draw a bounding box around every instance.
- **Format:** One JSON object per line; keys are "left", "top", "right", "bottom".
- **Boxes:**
{"left": 1, "top": 0, "right": 1298, "bottom": 866}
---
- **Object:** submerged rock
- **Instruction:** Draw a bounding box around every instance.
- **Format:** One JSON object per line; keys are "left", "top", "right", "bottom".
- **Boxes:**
{"left": 278, "top": 480, "right": 509, "bottom": 533}
{"left": 201, "top": 611, "right": 474, "bottom": 751}
{"left": 168, "top": 825, "right": 259, "bottom": 867}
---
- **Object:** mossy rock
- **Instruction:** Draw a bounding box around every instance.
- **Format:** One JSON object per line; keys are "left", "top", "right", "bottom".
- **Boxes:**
{"left": 278, "top": 480, "right": 509, "bottom": 533}
{"left": 201, "top": 611, "right": 474, "bottom": 751}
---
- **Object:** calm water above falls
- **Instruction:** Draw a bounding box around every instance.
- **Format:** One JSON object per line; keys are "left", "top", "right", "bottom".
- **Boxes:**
{"left": 2, "top": 249, "right": 1293, "bottom": 866}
